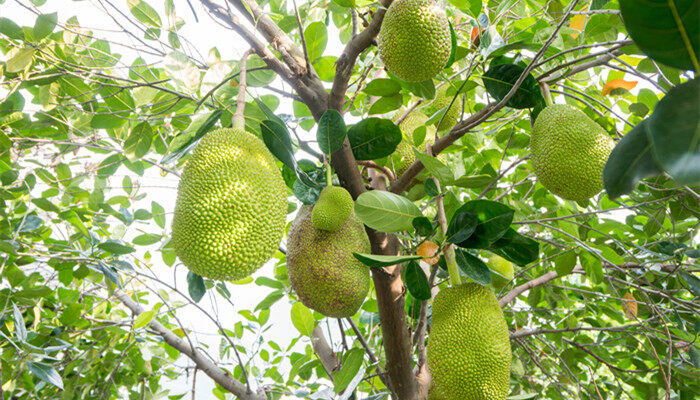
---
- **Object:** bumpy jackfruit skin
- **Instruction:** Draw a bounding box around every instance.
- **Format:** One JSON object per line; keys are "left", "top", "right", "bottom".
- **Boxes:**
{"left": 425, "top": 85, "right": 462, "bottom": 132}
{"left": 427, "top": 283, "right": 511, "bottom": 400}
{"left": 377, "top": 0, "right": 451, "bottom": 82}
{"left": 531, "top": 104, "right": 614, "bottom": 203}
{"left": 172, "top": 128, "right": 287, "bottom": 281}
{"left": 287, "top": 205, "right": 371, "bottom": 318}
{"left": 312, "top": 185, "right": 353, "bottom": 232}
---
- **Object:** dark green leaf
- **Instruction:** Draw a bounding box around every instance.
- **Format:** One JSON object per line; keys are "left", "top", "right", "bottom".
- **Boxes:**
{"left": 334, "top": 348, "right": 365, "bottom": 393}
{"left": 680, "top": 270, "right": 700, "bottom": 296}
{"left": 412, "top": 216, "right": 434, "bottom": 236}
{"left": 454, "top": 174, "right": 494, "bottom": 188}
{"left": 317, "top": 109, "right": 347, "bottom": 155}
{"left": 368, "top": 94, "right": 403, "bottom": 115}
{"left": 554, "top": 250, "right": 578, "bottom": 277}
{"left": 482, "top": 62, "right": 545, "bottom": 109}
{"left": 187, "top": 271, "right": 206, "bottom": 302}
{"left": 404, "top": 261, "right": 431, "bottom": 300}
{"left": 0, "top": 18, "right": 24, "bottom": 40}
{"left": 405, "top": 79, "right": 436, "bottom": 100}
{"left": 424, "top": 177, "right": 439, "bottom": 196}
{"left": 446, "top": 211, "right": 478, "bottom": 244}
{"left": 454, "top": 248, "right": 491, "bottom": 285}
{"left": 488, "top": 228, "right": 540, "bottom": 266}
{"left": 89, "top": 262, "right": 121, "bottom": 287}
{"left": 604, "top": 119, "right": 663, "bottom": 199}
{"left": 255, "top": 290, "right": 284, "bottom": 311}
{"left": 352, "top": 253, "right": 423, "bottom": 268}
{"left": 647, "top": 79, "right": 699, "bottom": 184}
{"left": 348, "top": 118, "right": 402, "bottom": 160}
{"left": 26, "top": 361, "right": 63, "bottom": 389}
{"left": 580, "top": 252, "right": 604, "bottom": 284}
{"left": 619, "top": 0, "right": 699, "bottom": 70}
{"left": 452, "top": 200, "right": 514, "bottom": 248}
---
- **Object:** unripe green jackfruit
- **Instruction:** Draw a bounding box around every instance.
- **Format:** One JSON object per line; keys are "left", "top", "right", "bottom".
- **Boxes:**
{"left": 531, "top": 104, "right": 614, "bottom": 203}
{"left": 377, "top": 0, "right": 451, "bottom": 82}
{"left": 427, "top": 283, "right": 511, "bottom": 400}
{"left": 312, "top": 185, "right": 353, "bottom": 232}
{"left": 424, "top": 85, "right": 462, "bottom": 132}
{"left": 487, "top": 254, "right": 515, "bottom": 290}
{"left": 172, "top": 128, "right": 287, "bottom": 281}
{"left": 392, "top": 109, "right": 445, "bottom": 177}
{"left": 287, "top": 205, "right": 371, "bottom": 318}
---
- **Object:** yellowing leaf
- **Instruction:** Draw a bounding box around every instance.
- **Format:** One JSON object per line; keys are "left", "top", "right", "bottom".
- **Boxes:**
{"left": 569, "top": 15, "right": 586, "bottom": 38}
{"left": 602, "top": 79, "right": 638, "bottom": 96}
{"left": 622, "top": 292, "right": 638, "bottom": 319}
{"left": 417, "top": 241, "right": 440, "bottom": 265}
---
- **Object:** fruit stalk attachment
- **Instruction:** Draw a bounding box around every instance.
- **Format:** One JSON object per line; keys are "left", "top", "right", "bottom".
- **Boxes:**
{"left": 434, "top": 178, "right": 462, "bottom": 287}
{"left": 233, "top": 48, "right": 254, "bottom": 131}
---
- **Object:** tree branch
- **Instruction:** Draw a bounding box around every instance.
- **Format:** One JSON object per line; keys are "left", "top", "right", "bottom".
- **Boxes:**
{"left": 311, "top": 325, "right": 340, "bottom": 377}
{"left": 113, "top": 290, "right": 267, "bottom": 400}
{"left": 499, "top": 266, "right": 583, "bottom": 308}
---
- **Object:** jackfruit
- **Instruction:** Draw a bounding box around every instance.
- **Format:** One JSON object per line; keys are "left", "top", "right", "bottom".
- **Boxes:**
{"left": 424, "top": 85, "right": 462, "bottom": 132}
{"left": 172, "top": 128, "right": 287, "bottom": 281}
{"left": 530, "top": 104, "right": 614, "bottom": 203}
{"left": 287, "top": 205, "right": 371, "bottom": 318}
{"left": 312, "top": 185, "right": 353, "bottom": 232}
{"left": 427, "top": 283, "right": 511, "bottom": 400}
{"left": 392, "top": 109, "right": 445, "bottom": 177}
{"left": 377, "top": 0, "right": 451, "bottom": 82}
{"left": 487, "top": 254, "right": 514, "bottom": 290}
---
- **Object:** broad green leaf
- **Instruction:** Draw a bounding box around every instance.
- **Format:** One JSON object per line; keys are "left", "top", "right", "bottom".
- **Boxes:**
{"left": 26, "top": 362, "right": 63, "bottom": 389}
{"left": 368, "top": 94, "right": 403, "bottom": 115}
{"left": 334, "top": 348, "right": 365, "bottom": 393}
{"left": 134, "top": 310, "right": 155, "bottom": 329}
{"left": 352, "top": 253, "right": 423, "bottom": 268}
{"left": 187, "top": 271, "right": 206, "bottom": 303}
{"left": 347, "top": 118, "right": 402, "bottom": 160}
{"left": 304, "top": 21, "right": 327, "bottom": 62}
{"left": 554, "top": 250, "right": 577, "bottom": 276}
{"left": 404, "top": 261, "right": 431, "bottom": 300}
{"left": 446, "top": 210, "right": 478, "bottom": 244}
{"left": 13, "top": 303, "right": 26, "bottom": 342}
{"left": 132, "top": 233, "right": 162, "bottom": 245}
{"left": 447, "top": 0, "right": 482, "bottom": 17}
{"left": 454, "top": 248, "right": 491, "bottom": 285}
{"left": 290, "top": 302, "right": 315, "bottom": 336}
{"left": 604, "top": 120, "right": 663, "bottom": 199}
{"left": 454, "top": 174, "right": 494, "bottom": 188}
{"left": 451, "top": 200, "right": 514, "bottom": 248}
{"left": 0, "top": 240, "right": 18, "bottom": 256}
{"left": 488, "top": 228, "right": 540, "bottom": 266}
{"left": 354, "top": 191, "right": 423, "bottom": 232}
{"left": 412, "top": 216, "right": 434, "bottom": 236}
{"left": 98, "top": 240, "right": 136, "bottom": 255}
{"left": 647, "top": 79, "right": 699, "bottom": 184}
{"left": 413, "top": 149, "right": 454, "bottom": 184}
{"left": 127, "top": 0, "right": 162, "bottom": 28}
{"left": 482, "top": 62, "right": 545, "bottom": 110}
{"left": 124, "top": 122, "right": 153, "bottom": 159}
{"left": 580, "top": 252, "right": 604, "bottom": 284}
{"left": 33, "top": 13, "right": 57, "bottom": 39}
{"left": 680, "top": 270, "right": 700, "bottom": 296}
{"left": 0, "top": 18, "right": 23, "bottom": 40}
{"left": 317, "top": 109, "right": 346, "bottom": 155}
{"left": 619, "top": 0, "right": 699, "bottom": 70}
{"left": 363, "top": 79, "right": 402, "bottom": 97}
{"left": 6, "top": 48, "right": 35, "bottom": 73}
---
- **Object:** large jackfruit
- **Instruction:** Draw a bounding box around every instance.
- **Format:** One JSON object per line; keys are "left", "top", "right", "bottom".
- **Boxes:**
{"left": 172, "top": 128, "right": 287, "bottom": 281}
{"left": 424, "top": 84, "right": 463, "bottom": 132}
{"left": 287, "top": 205, "right": 370, "bottom": 318}
{"left": 531, "top": 104, "right": 614, "bottom": 203}
{"left": 427, "top": 283, "right": 511, "bottom": 400}
{"left": 377, "top": 0, "right": 451, "bottom": 82}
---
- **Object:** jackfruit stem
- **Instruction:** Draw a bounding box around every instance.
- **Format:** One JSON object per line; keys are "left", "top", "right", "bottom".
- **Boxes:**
{"left": 539, "top": 82, "right": 553, "bottom": 107}
{"left": 444, "top": 245, "right": 462, "bottom": 287}
{"left": 325, "top": 163, "right": 332, "bottom": 186}
{"left": 233, "top": 49, "right": 254, "bottom": 131}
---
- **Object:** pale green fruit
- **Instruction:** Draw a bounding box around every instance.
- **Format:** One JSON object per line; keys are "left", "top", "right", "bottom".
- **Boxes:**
{"left": 487, "top": 254, "right": 515, "bottom": 290}
{"left": 312, "top": 185, "right": 354, "bottom": 232}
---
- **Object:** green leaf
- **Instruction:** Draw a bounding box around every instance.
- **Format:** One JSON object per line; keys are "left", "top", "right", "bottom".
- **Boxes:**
{"left": 580, "top": 252, "right": 604, "bottom": 284}
{"left": 446, "top": 211, "right": 478, "bottom": 244}
{"left": 13, "top": 303, "right": 26, "bottom": 342}
{"left": 454, "top": 174, "right": 494, "bottom": 188}
{"left": 647, "top": 79, "right": 699, "bottom": 184}
{"left": 363, "top": 79, "right": 402, "bottom": 97}
{"left": 604, "top": 119, "right": 663, "bottom": 199}
{"left": 452, "top": 200, "right": 514, "bottom": 248}
{"left": 134, "top": 310, "right": 155, "bottom": 329}
{"left": 98, "top": 240, "right": 136, "bottom": 255}
{"left": 412, "top": 216, "right": 434, "bottom": 236}
{"left": 488, "top": 228, "right": 540, "bottom": 266}
{"left": 454, "top": 248, "right": 491, "bottom": 285}
{"left": 26, "top": 361, "right": 63, "bottom": 389}
{"left": 33, "top": 13, "right": 57, "bottom": 39}
{"left": 619, "top": 0, "right": 699, "bottom": 70}
{"left": 132, "top": 233, "right": 162, "bottom": 245}
{"left": 412, "top": 149, "right": 454, "bottom": 184}
{"left": 317, "top": 109, "right": 346, "bottom": 155}
{"left": 162, "top": 110, "right": 222, "bottom": 164}
{"left": 31, "top": 198, "right": 60, "bottom": 213}
{"left": 354, "top": 191, "right": 423, "bottom": 232}
{"left": 90, "top": 262, "right": 122, "bottom": 287}
{"left": 304, "top": 21, "right": 327, "bottom": 62}
{"left": 368, "top": 94, "right": 403, "bottom": 115}
{"left": 127, "top": 0, "right": 162, "bottom": 28}
{"left": 152, "top": 201, "right": 165, "bottom": 228}
{"left": 0, "top": 18, "right": 24, "bottom": 40}
{"left": 347, "top": 118, "right": 402, "bottom": 161}
{"left": 260, "top": 119, "right": 297, "bottom": 172}
{"left": 187, "top": 271, "right": 206, "bottom": 303}
{"left": 124, "top": 122, "right": 153, "bottom": 159}
{"left": 331, "top": 0, "right": 355, "bottom": 8}
{"left": 0, "top": 240, "right": 18, "bottom": 256}
{"left": 482, "top": 62, "right": 545, "bottom": 109}
{"left": 6, "top": 48, "right": 35, "bottom": 73}
{"left": 290, "top": 302, "right": 315, "bottom": 336}
{"left": 334, "top": 348, "right": 365, "bottom": 393}
{"left": 554, "top": 250, "right": 577, "bottom": 277}
{"left": 255, "top": 290, "right": 284, "bottom": 311}
{"left": 680, "top": 270, "right": 700, "bottom": 296}
{"left": 352, "top": 253, "right": 423, "bottom": 268}
{"left": 405, "top": 79, "right": 436, "bottom": 100}
{"left": 404, "top": 261, "right": 431, "bottom": 300}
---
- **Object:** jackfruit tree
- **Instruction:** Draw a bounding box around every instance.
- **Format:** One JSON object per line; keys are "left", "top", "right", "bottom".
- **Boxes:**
{"left": 1, "top": 1, "right": 698, "bottom": 400}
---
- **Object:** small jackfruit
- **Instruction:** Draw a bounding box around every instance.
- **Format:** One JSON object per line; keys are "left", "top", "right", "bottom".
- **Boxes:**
{"left": 392, "top": 109, "right": 445, "bottom": 177}
{"left": 287, "top": 205, "right": 371, "bottom": 318}
{"left": 531, "top": 104, "right": 614, "bottom": 203}
{"left": 377, "top": 0, "right": 451, "bottom": 82}
{"left": 312, "top": 185, "right": 353, "bottom": 232}
{"left": 172, "top": 128, "right": 287, "bottom": 281}
{"left": 427, "top": 283, "right": 511, "bottom": 400}
{"left": 424, "top": 85, "right": 462, "bottom": 132}
{"left": 487, "top": 254, "right": 514, "bottom": 290}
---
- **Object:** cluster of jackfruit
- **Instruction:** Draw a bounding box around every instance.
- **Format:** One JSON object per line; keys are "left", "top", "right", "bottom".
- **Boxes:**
{"left": 287, "top": 204, "right": 371, "bottom": 318}
{"left": 171, "top": 128, "right": 287, "bottom": 281}
{"left": 377, "top": 0, "right": 451, "bottom": 82}
{"left": 427, "top": 283, "right": 512, "bottom": 400}
{"left": 531, "top": 104, "right": 614, "bottom": 203}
